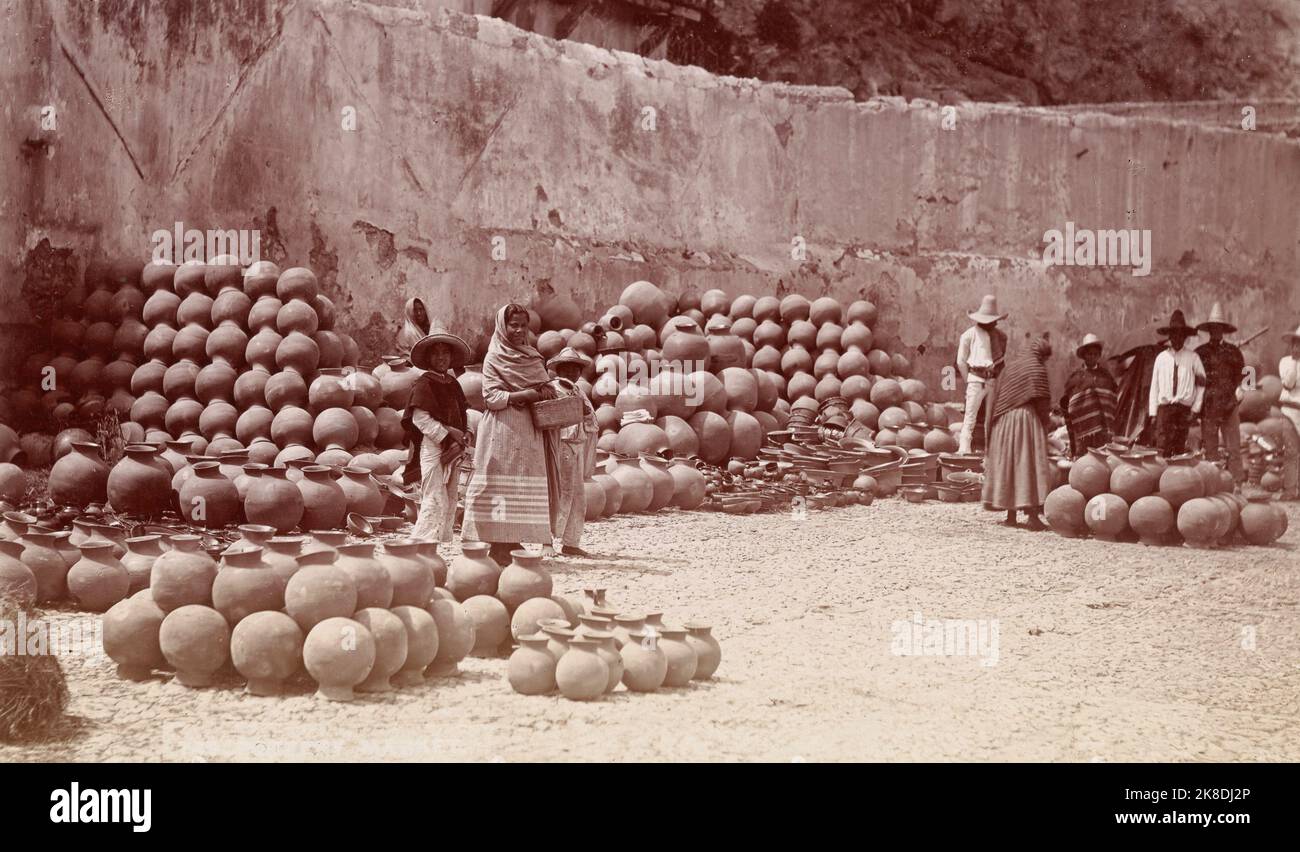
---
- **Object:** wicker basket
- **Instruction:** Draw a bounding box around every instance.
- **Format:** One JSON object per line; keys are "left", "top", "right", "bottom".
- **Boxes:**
{"left": 530, "top": 395, "right": 584, "bottom": 430}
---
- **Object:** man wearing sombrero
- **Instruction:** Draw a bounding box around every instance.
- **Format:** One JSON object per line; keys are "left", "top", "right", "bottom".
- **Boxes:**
{"left": 1148, "top": 310, "right": 1206, "bottom": 457}
{"left": 1058, "top": 333, "right": 1118, "bottom": 458}
{"left": 547, "top": 346, "right": 598, "bottom": 556}
{"left": 955, "top": 295, "right": 1008, "bottom": 455}
{"left": 1195, "top": 303, "right": 1246, "bottom": 484}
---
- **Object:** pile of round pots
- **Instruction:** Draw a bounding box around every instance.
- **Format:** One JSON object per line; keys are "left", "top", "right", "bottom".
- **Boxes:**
{"left": 1044, "top": 447, "right": 1289, "bottom": 548}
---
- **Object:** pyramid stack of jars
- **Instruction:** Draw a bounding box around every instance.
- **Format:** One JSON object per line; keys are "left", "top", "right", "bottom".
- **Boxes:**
{"left": 1043, "top": 446, "right": 1289, "bottom": 548}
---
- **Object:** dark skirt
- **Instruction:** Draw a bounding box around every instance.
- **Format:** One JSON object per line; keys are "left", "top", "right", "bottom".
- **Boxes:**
{"left": 982, "top": 406, "right": 1053, "bottom": 510}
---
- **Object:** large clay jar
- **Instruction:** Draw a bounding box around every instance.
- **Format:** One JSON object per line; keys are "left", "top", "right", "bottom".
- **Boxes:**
{"left": 638, "top": 454, "right": 676, "bottom": 512}
{"left": 121, "top": 534, "right": 164, "bottom": 595}
{"left": 150, "top": 535, "right": 218, "bottom": 613}
{"left": 20, "top": 532, "right": 72, "bottom": 602}
{"left": 0, "top": 540, "right": 38, "bottom": 608}
{"left": 463, "top": 594, "right": 510, "bottom": 657}
{"left": 230, "top": 610, "right": 304, "bottom": 696}
{"left": 1043, "top": 485, "right": 1088, "bottom": 537}
{"left": 179, "top": 461, "right": 240, "bottom": 528}
{"left": 416, "top": 541, "right": 447, "bottom": 587}
{"left": 304, "top": 616, "right": 375, "bottom": 701}
{"left": 213, "top": 546, "right": 286, "bottom": 625}
{"left": 1084, "top": 493, "right": 1129, "bottom": 541}
{"left": 337, "top": 467, "right": 384, "bottom": 516}
{"left": 1177, "top": 497, "right": 1221, "bottom": 548}
{"left": 309, "top": 370, "right": 354, "bottom": 413}
{"left": 541, "top": 623, "right": 574, "bottom": 662}
{"left": 511, "top": 597, "right": 567, "bottom": 640}
{"left": 508, "top": 634, "right": 557, "bottom": 695}
{"left": 351, "top": 607, "right": 408, "bottom": 693}
{"left": 620, "top": 628, "right": 668, "bottom": 692}
{"left": 244, "top": 465, "right": 305, "bottom": 533}
{"left": 378, "top": 540, "right": 434, "bottom": 607}
{"left": 446, "top": 541, "right": 500, "bottom": 601}
{"left": 389, "top": 604, "right": 439, "bottom": 686}
{"left": 667, "top": 460, "right": 706, "bottom": 511}
{"left": 333, "top": 542, "right": 393, "bottom": 609}
{"left": 260, "top": 536, "right": 304, "bottom": 585}
{"left": 426, "top": 597, "right": 475, "bottom": 676}
{"left": 684, "top": 622, "right": 722, "bottom": 679}
{"left": 285, "top": 555, "right": 357, "bottom": 631}
{"left": 609, "top": 455, "right": 654, "bottom": 513}
{"left": 497, "top": 550, "right": 553, "bottom": 612}
{"left": 1110, "top": 453, "right": 1157, "bottom": 503}
{"left": 67, "top": 541, "right": 130, "bottom": 612}
{"left": 1129, "top": 495, "right": 1175, "bottom": 545}
{"left": 1239, "top": 499, "right": 1286, "bottom": 545}
{"left": 556, "top": 637, "right": 609, "bottom": 701}
{"left": 582, "top": 475, "right": 606, "bottom": 521}
{"left": 1067, "top": 448, "right": 1111, "bottom": 500}
{"left": 103, "top": 596, "right": 166, "bottom": 680}
{"left": 380, "top": 360, "right": 422, "bottom": 409}
{"left": 704, "top": 316, "right": 746, "bottom": 372}
{"left": 297, "top": 466, "right": 348, "bottom": 531}
{"left": 1159, "top": 456, "right": 1205, "bottom": 508}
{"left": 48, "top": 441, "right": 109, "bottom": 508}
{"left": 658, "top": 626, "right": 699, "bottom": 687}
{"left": 106, "top": 445, "right": 171, "bottom": 517}
{"left": 313, "top": 407, "right": 359, "bottom": 451}
{"left": 159, "top": 604, "right": 230, "bottom": 688}
{"left": 276, "top": 331, "right": 320, "bottom": 375}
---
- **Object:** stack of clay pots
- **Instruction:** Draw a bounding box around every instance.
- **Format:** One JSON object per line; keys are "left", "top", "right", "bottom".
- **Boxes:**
{"left": 100, "top": 531, "right": 470, "bottom": 699}
{"left": 1043, "top": 446, "right": 1288, "bottom": 548}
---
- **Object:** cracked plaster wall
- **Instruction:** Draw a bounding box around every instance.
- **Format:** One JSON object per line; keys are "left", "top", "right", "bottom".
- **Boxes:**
{"left": 2, "top": 0, "right": 1298, "bottom": 394}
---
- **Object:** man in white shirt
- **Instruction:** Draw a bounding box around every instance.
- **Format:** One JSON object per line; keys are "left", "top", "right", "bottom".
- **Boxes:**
{"left": 1148, "top": 310, "right": 1206, "bottom": 457}
{"left": 956, "top": 295, "right": 1008, "bottom": 454}
{"left": 1273, "top": 324, "right": 1300, "bottom": 500}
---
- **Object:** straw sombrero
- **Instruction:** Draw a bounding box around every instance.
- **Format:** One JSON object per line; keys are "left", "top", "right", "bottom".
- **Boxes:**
{"left": 1075, "top": 333, "right": 1103, "bottom": 358}
{"left": 1156, "top": 310, "right": 1195, "bottom": 337}
{"left": 1283, "top": 324, "right": 1300, "bottom": 344}
{"left": 409, "top": 321, "right": 471, "bottom": 369}
{"left": 968, "top": 295, "right": 1006, "bottom": 324}
{"left": 547, "top": 346, "right": 592, "bottom": 369}
{"left": 1196, "top": 302, "right": 1237, "bottom": 334}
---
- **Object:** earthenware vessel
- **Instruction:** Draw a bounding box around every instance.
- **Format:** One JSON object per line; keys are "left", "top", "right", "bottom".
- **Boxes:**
{"left": 658, "top": 626, "right": 698, "bottom": 687}
{"left": 230, "top": 610, "right": 304, "bottom": 696}
{"left": 417, "top": 541, "right": 447, "bottom": 587}
{"left": 378, "top": 539, "right": 433, "bottom": 607}
{"left": 67, "top": 541, "right": 130, "bottom": 612}
{"left": 48, "top": 441, "right": 109, "bottom": 508}
{"left": 179, "top": 461, "right": 241, "bottom": 528}
{"left": 508, "top": 634, "right": 557, "bottom": 695}
{"left": 159, "top": 604, "right": 231, "bottom": 688}
{"left": 242, "top": 465, "right": 305, "bottom": 533}
{"left": 620, "top": 628, "right": 668, "bottom": 692}
{"left": 304, "top": 616, "right": 375, "bottom": 701}
{"left": 586, "top": 629, "right": 623, "bottom": 693}
{"left": 103, "top": 595, "right": 166, "bottom": 680}
{"left": 611, "top": 613, "right": 646, "bottom": 648}
{"left": 353, "top": 607, "right": 409, "bottom": 693}
{"left": 121, "top": 534, "right": 165, "bottom": 595}
{"left": 511, "top": 596, "right": 567, "bottom": 640}
{"left": 17, "top": 531, "right": 69, "bottom": 603}
{"left": 684, "top": 622, "right": 722, "bottom": 679}
{"left": 297, "top": 466, "right": 347, "bottom": 531}
{"left": 261, "top": 536, "right": 304, "bottom": 584}
{"left": 213, "top": 545, "right": 286, "bottom": 625}
{"left": 541, "top": 623, "right": 575, "bottom": 664}
{"left": 150, "top": 534, "right": 218, "bottom": 612}
{"left": 284, "top": 550, "right": 356, "bottom": 631}
{"left": 391, "top": 605, "right": 439, "bottom": 687}
{"left": 556, "top": 637, "right": 608, "bottom": 701}
{"left": 0, "top": 540, "right": 38, "bottom": 608}
{"left": 334, "top": 542, "right": 393, "bottom": 610}
{"left": 446, "top": 541, "right": 500, "bottom": 601}
{"left": 425, "top": 597, "right": 475, "bottom": 676}
{"left": 338, "top": 466, "right": 385, "bottom": 516}
{"left": 496, "top": 549, "right": 553, "bottom": 612}
{"left": 463, "top": 594, "right": 510, "bottom": 656}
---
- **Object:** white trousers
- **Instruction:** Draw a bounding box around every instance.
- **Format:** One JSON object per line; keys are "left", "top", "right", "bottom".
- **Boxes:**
{"left": 553, "top": 442, "right": 585, "bottom": 547}
{"left": 958, "top": 380, "right": 988, "bottom": 454}
{"left": 412, "top": 442, "right": 460, "bottom": 543}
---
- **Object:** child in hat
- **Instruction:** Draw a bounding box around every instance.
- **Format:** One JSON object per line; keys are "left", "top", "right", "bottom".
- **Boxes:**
{"left": 1058, "top": 333, "right": 1118, "bottom": 458}
{"left": 1148, "top": 310, "right": 1206, "bottom": 457}
{"left": 1195, "top": 303, "right": 1245, "bottom": 484}
{"left": 547, "top": 347, "right": 598, "bottom": 556}
{"left": 402, "top": 325, "right": 472, "bottom": 542}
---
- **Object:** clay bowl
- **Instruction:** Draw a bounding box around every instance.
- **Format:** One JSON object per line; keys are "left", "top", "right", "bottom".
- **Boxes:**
{"left": 901, "top": 486, "right": 928, "bottom": 504}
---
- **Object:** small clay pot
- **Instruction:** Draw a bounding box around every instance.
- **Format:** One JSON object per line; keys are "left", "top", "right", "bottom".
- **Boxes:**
{"left": 508, "top": 634, "right": 557, "bottom": 695}
{"left": 67, "top": 541, "right": 130, "bottom": 612}
{"left": 555, "top": 637, "right": 609, "bottom": 701}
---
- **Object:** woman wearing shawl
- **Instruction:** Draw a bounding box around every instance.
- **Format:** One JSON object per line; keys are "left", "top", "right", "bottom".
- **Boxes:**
{"left": 1058, "top": 333, "right": 1118, "bottom": 458}
{"left": 402, "top": 323, "right": 471, "bottom": 542}
{"left": 461, "top": 304, "right": 561, "bottom": 565}
{"left": 396, "top": 297, "right": 430, "bottom": 360}
{"left": 982, "top": 335, "right": 1055, "bottom": 529}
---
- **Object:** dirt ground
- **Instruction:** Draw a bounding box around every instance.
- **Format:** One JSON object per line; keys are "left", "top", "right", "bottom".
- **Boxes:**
{"left": 4, "top": 499, "right": 1298, "bottom": 763}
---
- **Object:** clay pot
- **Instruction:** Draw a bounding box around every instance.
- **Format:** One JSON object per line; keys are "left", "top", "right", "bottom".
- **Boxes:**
{"left": 1044, "top": 485, "right": 1088, "bottom": 537}
{"left": 555, "top": 637, "right": 609, "bottom": 701}
{"left": 256, "top": 536, "right": 302, "bottom": 585}
{"left": 582, "top": 475, "right": 607, "bottom": 521}
{"left": 276, "top": 331, "right": 320, "bottom": 375}
{"left": 378, "top": 540, "right": 434, "bottom": 607}
{"left": 48, "top": 441, "right": 109, "bottom": 508}
{"left": 638, "top": 454, "right": 676, "bottom": 512}
{"left": 1239, "top": 500, "right": 1286, "bottom": 545}
{"left": 103, "top": 596, "right": 166, "bottom": 680}
{"left": 0, "top": 539, "right": 38, "bottom": 608}
{"left": 17, "top": 532, "right": 69, "bottom": 602}
{"left": 582, "top": 630, "right": 622, "bottom": 693}
{"left": 388, "top": 605, "right": 439, "bottom": 687}
{"left": 620, "top": 628, "right": 668, "bottom": 692}
{"left": 608, "top": 455, "right": 654, "bottom": 513}
{"left": 510, "top": 597, "right": 567, "bottom": 641}
{"left": 426, "top": 597, "right": 476, "bottom": 676}
{"left": 158, "top": 604, "right": 230, "bottom": 688}
{"left": 194, "top": 362, "right": 237, "bottom": 404}
{"left": 446, "top": 542, "right": 501, "bottom": 601}
{"left": 417, "top": 542, "right": 447, "bottom": 587}
{"left": 374, "top": 408, "right": 404, "bottom": 449}
{"left": 178, "top": 461, "right": 240, "bottom": 528}
{"left": 106, "top": 445, "right": 171, "bottom": 517}
{"left": 332, "top": 467, "right": 381, "bottom": 518}
{"left": 594, "top": 471, "right": 622, "bottom": 517}
{"left": 1196, "top": 460, "right": 1223, "bottom": 496}
{"left": 121, "top": 534, "right": 164, "bottom": 595}
{"left": 1176, "top": 497, "right": 1222, "bottom": 548}
{"left": 285, "top": 556, "right": 357, "bottom": 631}
{"left": 177, "top": 291, "right": 214, "bottom": 329}
{"left": 352, "top": 607, "right": 409, "bottom": 693}
{"left": 463, "top": 594, "right": 510, "bottom": 656}
{"left": 1084, "top": 493, "right": 1130, "bottom": 541}
{"left": 508, "top": 634, "right": 558, "bottom": 695}
{"left": 684, "top": 622, "right": 721, "bottom": 679}
{"left": 1158, "top": 456, "right": 1206, "bottom": 508}
{"left": 213, "top": 545, "right": 286, "bottom": 625}
{"left": 150, "top": 535, "right": 217, "bottom": 612}
{"left": 704, "top": 320, "right": 746, "bottom": 373}
{"left": 657, "top": 626, "right": 698, "bottom": 686}
{"left": 380, "top": 360, "right": 422, "bottom": 409}
{"left": 277, "top": 299, "right": 319, "bottom": 336}
{"left": 297, "top": 466, "right": 348, "bottom": 530}
{"left": 1066, "top": 448, "right": 1110, "bottom": 499}
{"left": 496, "top": 550, "right": 554, "bottom": 612}
{"left": 313, "top": 407, "right": 359, "bottom": 451}
{"left": 333, "top": 542, "right": 394, "bottom": 610}
{"left": 276, "top": 267, "right": 318, "bottom": 302}
{"left": 304, "top": 616, "right": 375, "bottom": 701}
{"left": 1110, "top": 454, "right": 1158, "bottom": 504}
{"left": 230, "top": 610, "right": 304, "bottom": 696}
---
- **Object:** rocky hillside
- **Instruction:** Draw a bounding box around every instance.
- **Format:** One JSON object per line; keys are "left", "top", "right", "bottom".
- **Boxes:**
{"left": 673, "top": 0, "right": 1300, "bottom": 105}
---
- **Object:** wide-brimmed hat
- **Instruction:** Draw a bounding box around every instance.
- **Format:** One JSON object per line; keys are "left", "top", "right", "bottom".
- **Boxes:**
{"left": 1075, "top": 333, "right": 1104, "bottom": 357}
{"left": 968, "top": 295, "right": 1006, "bottom": 324}
{"left": 1196, "top": 302, "right": 1237, "bottom": 334}
{"left": 547, "top": 346, "right": 592, "bottom": 369}
{"left": 1283, "top": 324, "right": 1300, "bottom": 344}
{"left": 1157, "top": 309, "right": 1195, "bottom": 337}
{"left": 409, "top": 321, "right": 471, "bottom": 369}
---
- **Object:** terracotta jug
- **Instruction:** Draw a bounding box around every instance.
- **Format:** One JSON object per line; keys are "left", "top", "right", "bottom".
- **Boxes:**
{"left": 105, "top": 445, "right": 171, "bottom": 517}
{"left": 378, "top": 539, "right": 434, "bottom": 607}
{"left": 508, "top": 634, "right": 557, "bottom": 695}
{"left": 497, "top": 549, "right": 553, "bottom": 612}
{"left": 1067, "top": 448, "right": 1111, "bottom": 500}
{"left": 297, "top": 466, "right": 347, "bottom": 531}
{"left": 244, "top": 465, "right": 306, "bottom": 533}
{"left": 380, "top": 359, "right": 422, "bottom": 409}
{"left": 335, "top": 542, "right": 394, "bottom": 609}
{"left": 391, "top": 604, "right": 440, "bottom": 686}
{"left": 0, "top": 511, "right": 37, "bottom": 542}
{"left": 48, "top": 441, "right": 109, "bottom": 508}
{"left": 213, "top": 545, "right": 286, "bottom": 625}
{"left": 586, "top": 630, "right": 623, "bottom": 693}
{"left": 178, "top": 461, "right": 241, "bottom": 528}
{"left": 594, "top": 471, "right": 622, "bottom": 516}
{"left": 67, "top": 541, "right": 130, "bottom": 612}
{"left": 1159, "top": 455, "right": 1206, "bottom": 508}
{"left": 150, "top": 534, "right": 218, "bottom": 613}
{"left": 1110, "top": 453, "right": 1158, "bottom": 503}
{"left": 159, "top": 604, "right": 231, "bottom": 688}
{"left": 425, "top": 597, "right": 476, "bottom": 677}
{"left": 608, "top": 455, "right": 654, "bottom": 513}
{"left": 121, "top": 534, "right": 165, "bottom": 595}
{"left": 667, "top": 457, "right": 707, "bottom": 509}
{"left": 261, "top": 536, "right": 304, "bottom": 584}
{"left": 284, "top": 552, "right": 357, "bottom": 631}
{"left": 446, "top": 542, "right": 501, "bottom": 601}
{"left": 658, "top": 626, "right": 699, "bottom": 686}
{"left": 230, "top": 609, "right": 304, "bottom": 696}
{"left": 103, "top": 596, "right": 166, "bottom": 680}
{"left": 541, "top": 623, "right": 575, "bottom": 663}
{"left": 684, "top": 622, "right": 721, "bottom": 679}
{"left": 620, "top": 628, "right": 668, "bottom": 692}
{"left": 304, "top": 616, "right": 375, "bottom": 701}
{"left": 0, "top": 540, "right": 38, "bottom": 608}
{"left": 338, "top": 466, "right": 385, "bottom": 516}
{"left": 556, "top": 637, "right": 609, "bottom": 701}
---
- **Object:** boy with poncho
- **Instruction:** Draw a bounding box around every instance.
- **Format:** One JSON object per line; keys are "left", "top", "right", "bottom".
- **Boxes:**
{"left": 401, "top": 324, "right": 471, "bottom": 542}
{"left": 1059, "top": 333, "right": 1117, "bottom": 458}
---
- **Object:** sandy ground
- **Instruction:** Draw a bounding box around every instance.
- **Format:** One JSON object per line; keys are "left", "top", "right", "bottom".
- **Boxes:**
{"left": 3, "top": 499, "right": 1298, "bottom": 763}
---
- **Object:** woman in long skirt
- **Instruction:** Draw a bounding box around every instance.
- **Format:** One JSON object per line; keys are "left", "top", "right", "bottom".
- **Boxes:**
{"left": 402, "top": 324, "right": 471, "bottom": 542}
{"left": 982, "top": 335, "right": 1055, "bottom": 529}
{"left": 461, "top": 304, "right": 561, "bottom": 565}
